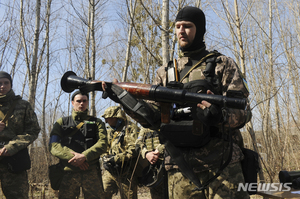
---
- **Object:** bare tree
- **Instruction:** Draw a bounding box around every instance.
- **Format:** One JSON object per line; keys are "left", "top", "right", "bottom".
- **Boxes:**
{"left": 41, "top": 0, "right": 52, "bottom": 167}
{"left": 122, "top": 0, "right": 137, "bottom": 82}
{"left": 161, "top": 0, "right": 170, "bottom": 65}
{"left": 28, "top": 0, "right": 41, "bottom": 108}
{"left": 89, "top": 0, "right": 96, "bottom": 116}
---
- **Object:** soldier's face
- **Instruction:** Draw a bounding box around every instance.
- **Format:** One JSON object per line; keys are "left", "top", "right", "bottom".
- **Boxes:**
{"left": 72, "top": 94, "right": 88, "bottom": 112}
{"left": 175, "top": 21, "right": 196, "bottom": 49}
{"left": 105, "top": 117, "right": 118, "bottom": 128}
{"left": 0, "top": 78, "right": 11, "bottom": 96}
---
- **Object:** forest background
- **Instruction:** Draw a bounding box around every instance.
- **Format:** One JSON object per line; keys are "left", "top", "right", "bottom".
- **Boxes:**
{"left": 0, "top": 0, "right": 299, "bottom": 198}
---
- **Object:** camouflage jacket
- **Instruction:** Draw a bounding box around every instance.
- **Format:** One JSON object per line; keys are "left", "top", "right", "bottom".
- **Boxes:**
{"left": 106, "top": 120, "right": 139, "bottom": 142}
{"left": 49, "top": 109, "right": 107, "bottom": 171}
{"left": 104, "top": 120, "right": 138, "bottom": 174}
{"left": 0, "top": 90, "right": 40, "bottom": 156}
{"left": 102, "top": 120, "right": 138, "bottom": 177}
{"left": 135, "top": 127, "right": 165, "bottom": 159}
{"left": 152, "top": 49, "right": 251, "bottom": 172}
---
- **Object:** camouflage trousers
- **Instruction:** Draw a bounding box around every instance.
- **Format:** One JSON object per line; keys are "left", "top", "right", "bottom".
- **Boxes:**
{"left": 168, "top": 162, "right": 250, "bottom": 199}
{"left": 59, "top": 167, "right": 104, "bottom": 199}
{"left": 102, "top": 170, "right": 138, "bottom": 199}
{"left": 0, "top": 163, "right": 29, "bottom": 199}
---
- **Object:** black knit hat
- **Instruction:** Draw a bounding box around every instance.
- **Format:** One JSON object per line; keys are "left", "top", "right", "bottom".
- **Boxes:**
{"left": 175, "top": 6, "right": 206, "bottom": 51}
{"left": 0, "top": 71, "right": 12, "bottom": 87}
{"left": 71, "top": 90, "right": 89, "bottom": 101}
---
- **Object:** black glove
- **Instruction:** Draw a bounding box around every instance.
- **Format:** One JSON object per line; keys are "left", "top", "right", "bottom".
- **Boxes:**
{"left": 102, "top": 155, "right": 116, "bottom": 171}
{"left": 196, "top": 104, "right": 223, "bottom": 126}
{"left": 101, "top": 84, "right": 121, "bottom": 103}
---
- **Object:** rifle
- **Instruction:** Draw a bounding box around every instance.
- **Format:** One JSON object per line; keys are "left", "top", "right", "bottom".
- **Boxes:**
{"left": 61, "top": 71, "right": 247, "bottom": 123}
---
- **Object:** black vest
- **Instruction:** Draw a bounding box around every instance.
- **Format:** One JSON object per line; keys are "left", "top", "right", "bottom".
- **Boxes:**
{"left": 161, "top": 51, "right": 222, "bottom": 148}
{"left": 60, "top": 116, "right": 98, "bottom": 153}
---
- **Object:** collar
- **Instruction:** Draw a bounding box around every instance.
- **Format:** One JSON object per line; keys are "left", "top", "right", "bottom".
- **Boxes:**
{"left": 179, "top": 46, "right": 206, "bottom": 58}
{"left": 72, "top": 109, "right": 89, "bottom": 121}
{"left": 0, "top": 89, "right": 16, "bottom": 104}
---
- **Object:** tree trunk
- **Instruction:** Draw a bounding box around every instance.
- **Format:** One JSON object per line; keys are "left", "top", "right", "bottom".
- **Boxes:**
{"left": 161, "top": 0, "right": 169, "bottom": 65}
{"left": 122, "top": 0, "right": 137, "bottom": 82}
{"left": 90, "top": 0, "right": 96, "bottom": 116}
{"left": 28, "top": 0, "right": 41, "bottom": 109}
{"left": 41, "top": 0, "right": 52, "bottom": 166}
{"left": 233, "top": 0, "right": 265, "bottom": 182}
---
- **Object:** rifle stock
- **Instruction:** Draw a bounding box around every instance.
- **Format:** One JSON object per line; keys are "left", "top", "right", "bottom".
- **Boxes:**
{"left": 61, "top": 71, "right": 247, "bottom": 110}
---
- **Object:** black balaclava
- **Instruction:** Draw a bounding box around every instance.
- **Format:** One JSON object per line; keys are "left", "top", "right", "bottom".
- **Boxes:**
{"left": 0, "top": 71, "right": 12, "bottom": 87}
{"left": 175, "top": 6, "right": 206, "bottom": 52}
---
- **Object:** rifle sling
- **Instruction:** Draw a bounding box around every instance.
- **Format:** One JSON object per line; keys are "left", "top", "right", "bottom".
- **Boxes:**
{"left": 110, "top": 84, "right": 156, "bottom": 128}
{"left": 199, "top": 122, "right": 233, "bottom": 190}
{"left": 164, "top": 139, "right": 203, "bottom": 189}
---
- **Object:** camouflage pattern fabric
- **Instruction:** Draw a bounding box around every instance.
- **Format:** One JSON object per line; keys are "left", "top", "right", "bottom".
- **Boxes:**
{"left": 102, "top": 106, "right": 127, "bottom": 120}
{"left": 102, "top": 170, "right": 138, "bottom": 199}
{"left": 102, "top": 106, "right": 139, "bottom": 140}
{"left": 151, "top": 49, "right": 251, "bottom": 198}
{"left": 0, "top": 90, "right": 40, "bottom": 155}
{"left": 135, "top": 128, "right": 167, "bottom": 199}
{"left": 154, "top": 54, "right": 251, "bottom": 129}
{"left": 0, "top": 164, "right": 29, "bottom": 199}
{"left": 102, "top": 106, "right": 139, "bottom": 199}
{"left": 59, "top": 168, "right": 104, "bottom": 199}
{"left": 168, "top": 162, "right": 249, "bottom": 199}
{"left": 0, "top": 90, "right": 40, "bottom": 199}
{"left": 135, "top": 127, "right": 164, "bottom": 159}
{"left": 153, "top": 52, "right": 250, "bottom": 172}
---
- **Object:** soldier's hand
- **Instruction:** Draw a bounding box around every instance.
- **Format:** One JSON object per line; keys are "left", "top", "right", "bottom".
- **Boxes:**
{"left": 102, "top": 81, "right": 107, "bottom": 93}
{"left": 196, "top": 90, "right": 223, "bottom": 125}
{"left": 0, "top": 147, "right": 10, "bottom": 156}
{"left": 146, "top": 149, "right": 159, "bottom": 164}
{"left": 68, "top": 151, "right": 88, "bottom": 168}
{"left": 78, "top": 162, "right": 89, "bottom": 170}
{"left": 101, "top": 80, "right": 121, "bottom": 103}
{"left": 101, "top": 79, "right": 119, "bottom": 92}
{"left": 197, "top": 90, "right": 213, "bottom": 109}
{"left": 0, "top": 121, "right": 5, "bottom": 132}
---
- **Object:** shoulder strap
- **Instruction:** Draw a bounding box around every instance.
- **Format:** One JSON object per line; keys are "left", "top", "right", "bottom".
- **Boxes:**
{"left": 62, "top": 116, "right": 91, "bottom": 137}
{"left": 0, "top": 99, "right": 19, "bottom": 124}
{"left": 180, "top": 52, "right": 218, "bottom": 82}
{"left": 164, "top": 139, "right": 203, "bottom": 189}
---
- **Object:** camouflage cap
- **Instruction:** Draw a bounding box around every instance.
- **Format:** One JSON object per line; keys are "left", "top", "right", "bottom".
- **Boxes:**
{"left": 102, "top": 106, "right": 126, "bottom": 120}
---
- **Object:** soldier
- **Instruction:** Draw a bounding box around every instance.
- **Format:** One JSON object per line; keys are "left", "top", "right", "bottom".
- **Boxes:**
{"left": 0, "top": 71, "right": 40, "bottom": 199}
{"left": 135, "top": 127, "right": 167, "bottom": 199}
{"left": 150, "top": 6, "right": 251, "bottom": 198}
{"left": 49, "top": 90, "right": 107, "bottom": 198}
{"left": 101, "top": 106, "right": 139, "bottom": 199}
{"left": 102, "top": 6, "right": 252, "bottom": 199}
